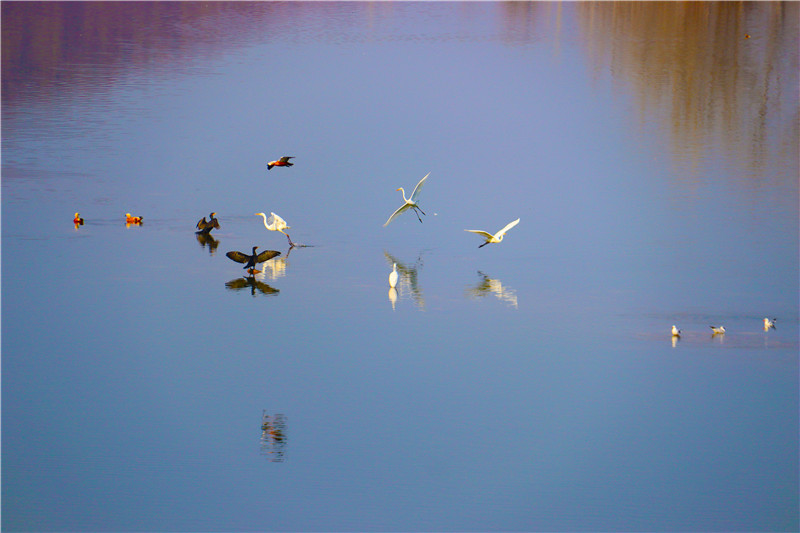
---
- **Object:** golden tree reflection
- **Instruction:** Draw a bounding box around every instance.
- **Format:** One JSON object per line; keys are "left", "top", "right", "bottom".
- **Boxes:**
{"left": 576, "top": 2, "right": 798, "bottom": 180}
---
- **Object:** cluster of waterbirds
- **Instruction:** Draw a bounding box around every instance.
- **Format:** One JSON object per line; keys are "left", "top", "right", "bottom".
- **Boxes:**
{"left": 73, "top": 160, "right": 522, "bottom": 285}
{"left": 71, "top": 163, "right": 783, "bottom": 323}
{"left": 671, "top": 317, "right": 778, "bottom": 339}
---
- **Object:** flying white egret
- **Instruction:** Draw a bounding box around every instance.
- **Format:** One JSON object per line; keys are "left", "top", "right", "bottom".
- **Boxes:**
{"left": 389, "top": 263, "right": 398, "bottom": 288}
{"left": 255, "top": 212, "right": 295, "bottom": 247}
{"left": 764, "top": 317, "right": 776, "bottom": 330}
{"left": 710, "top": 325, "right": 726, "bottom": 335}
{"left": 671, "top": 325, "right": 681, "bottom": 337}
{"left": 465, "top": 218, "right": 520, "bottom": 248}
{"left": 384, "top": 172, "right": 430, "bottom": 226}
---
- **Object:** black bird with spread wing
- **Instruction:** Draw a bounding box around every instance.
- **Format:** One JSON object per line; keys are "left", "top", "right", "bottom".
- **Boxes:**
{"left": 226, "top": 246, "right": 281, "bottom": 272}
{"left": 196, "top": 212, "right": 220, "bottom": 234}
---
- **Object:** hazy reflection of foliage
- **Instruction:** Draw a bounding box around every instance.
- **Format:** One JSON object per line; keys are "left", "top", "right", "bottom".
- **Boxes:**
{"left": 195, "top": 233, "right": 219, "bottom": 255}
{"left": 225, "top": 277, "right": 279, "bottom": 297}
{"left": 2, "top": 2, "right": 290, "bottom": 105}
{"left": 466, "top": 271, "right": 518, "bottom": 309}
{"left": 575, "top": 2, "right": 798, "bottom": 179}
{"left": 260, "top": 411, "right": 287, "bottom": 462}
{"left": 383, "top": 251, "right": 425, "bottom": 310}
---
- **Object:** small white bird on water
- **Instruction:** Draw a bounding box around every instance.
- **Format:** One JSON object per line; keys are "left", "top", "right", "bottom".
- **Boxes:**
{"left": 710, "top": 325, "right": 726, "bottom": 335}
{"left": 764, "top": 317, "right": 776, "bottom": 330}
{"left": 671, "top": 325, "right": 681, "bottom": 337}
{"left": 465, "top": 218, "right": 520, "bottom": 248}
{"left": 388, "top": 263, "right": 398, "bottom": 288}
{"left": 384, "top": 172, "right": 430, "bottom": 226}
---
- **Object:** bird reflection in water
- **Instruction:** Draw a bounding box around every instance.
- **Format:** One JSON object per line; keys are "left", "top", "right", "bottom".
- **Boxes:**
{"left": 466, "top": 271, "right": 518, "bottom": 308}
{"left": 195, "top": 232, "right": 220, "bottom": 255}
{"left": 260, "top": 411, "right": 287, "bottom": 462}
{"left": 383, "top": 251, "right": 425, "bottom": 310}
{"left": 225, "top": 276, "right": 279, "bottom": 297}
{"left": 258, "top": 252, "right": 289, "bottom": 281}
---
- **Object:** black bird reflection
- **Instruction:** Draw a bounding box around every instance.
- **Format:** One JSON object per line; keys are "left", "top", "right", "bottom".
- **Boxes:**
{"left": 196, "top": 212, "right": 220, "bottom": 234}
{"left": 195, "top": 232, "right": 220, "bottom": 254}
{"left": 383, "top": 251, "right": 425, "bottom": 309}
{"left": 225, "top": 276, "right": 279, "bottom": 296}
{"left": 260, "top": 411, "right": 287, "bottom": 462}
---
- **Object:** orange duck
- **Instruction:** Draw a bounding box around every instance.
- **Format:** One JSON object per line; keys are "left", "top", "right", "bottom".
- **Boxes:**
{"left": 125, "top": 213, "right": 143, "bottom": 224}
{"left": 267, "top": 156, "right": 294, "bottom": 170}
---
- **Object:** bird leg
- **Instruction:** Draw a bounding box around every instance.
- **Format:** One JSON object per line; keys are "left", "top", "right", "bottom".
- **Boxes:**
{"left": 479, "top": 241, "right": 489, "bottom": 248}
{"left": 412, "top": 207, "right": 425, "bottom": 223}
{"left": 285, "top": 232, "right": 295, "bottom": 247}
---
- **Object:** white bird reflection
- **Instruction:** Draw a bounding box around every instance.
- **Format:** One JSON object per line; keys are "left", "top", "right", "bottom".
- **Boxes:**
{"left": 256, "top": 254, "right": 288, "bottom": 281}
{"left": 388, "top": 287, "right": 398, "bottom": 310}
{"left": 383, "top": 251, "right": 425, "bottom": 310}
{"left": 466, "top": 271, "right": 518, "bottom": 308}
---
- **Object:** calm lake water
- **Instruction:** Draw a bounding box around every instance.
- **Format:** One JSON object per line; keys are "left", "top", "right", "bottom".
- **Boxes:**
{"left": 2, "top": 2, "right": 798, "bottom": 531}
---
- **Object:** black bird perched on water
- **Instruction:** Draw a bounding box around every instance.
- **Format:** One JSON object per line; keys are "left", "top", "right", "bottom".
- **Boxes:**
{"left": 196, "top": 212, "right": 220, "bottom": 234}
{"left": 226, "top": 246, "right": 281, "bottom": 272}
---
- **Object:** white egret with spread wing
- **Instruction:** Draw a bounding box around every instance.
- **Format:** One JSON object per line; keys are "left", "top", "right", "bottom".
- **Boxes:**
{"left": 465, "top": 218, "right": 520, "bottom": 248}
{"left": 256, "top": 212, "right": 295, "bottom": 247}
{"left": 384, "top": 172, "right": 430, "bottom": 226}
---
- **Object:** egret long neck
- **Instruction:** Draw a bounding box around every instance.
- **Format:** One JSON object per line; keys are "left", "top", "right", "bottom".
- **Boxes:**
{"left": 398, "top": 187, "right": 410, "bottom": 203}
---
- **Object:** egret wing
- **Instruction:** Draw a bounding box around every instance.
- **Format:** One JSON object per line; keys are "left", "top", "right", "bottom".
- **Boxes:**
{"left": 226, "top": 251, "right": 250, "bottom": 264}
{"left": 465, "top": 229, "right": 494, "bottom": 239}
{"left": 268, "top": 212, "right": 288, "bottom": 231}
{"left": 255, "top": 250, "right": 281, "bottom": 263}
{"left": 410, "top": 172, "right": 430, "bottom": 202}
{"left": 495, "top": 218, "right": 520, "bottom": 237}
{"left": 384, "top": 203, "right": 411, "bottom": 227}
